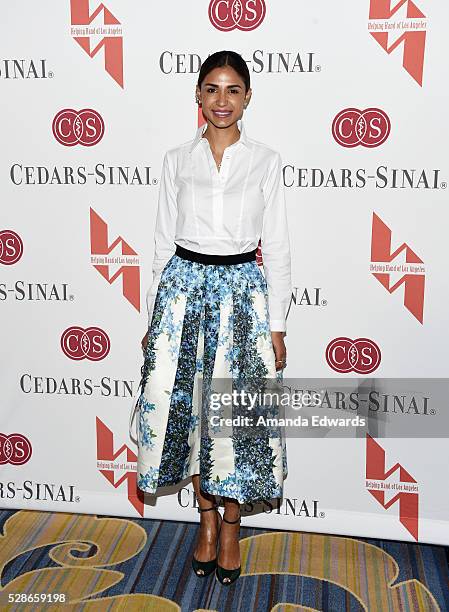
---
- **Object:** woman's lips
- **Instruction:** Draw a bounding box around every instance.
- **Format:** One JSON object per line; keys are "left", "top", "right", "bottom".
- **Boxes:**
{"left": 212, "top": 110, "right": 232, "bottom": 118}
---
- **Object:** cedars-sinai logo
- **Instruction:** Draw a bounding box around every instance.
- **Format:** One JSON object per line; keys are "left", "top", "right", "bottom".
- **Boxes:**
{"left": 0, "top": 230, "right": 23, "bottom": 265}
{"left": 209, "top": 0, "right": 266, "bottom": 31}
{"left": 0, "top": 433, "right": 32, "bottom": 465}
{"left": 326, "top": 337, "right": 381, "bottom": 374}
{"left": 61, "top": 326, "right": 110, "bottom": 361}
{"left": 52, "top": 109, "right": 105, "bottom": 146}
{"left": 70, "top": 0, "right": 124, "bottom": 87}
{"left": 332, "top": 108, "right": 391, "bottom": 148}
{"left": 368, "top": 0, "right": 427, "bottom": 86}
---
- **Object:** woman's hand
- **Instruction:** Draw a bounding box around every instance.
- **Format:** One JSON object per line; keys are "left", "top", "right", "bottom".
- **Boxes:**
{"left": 271, "top": 331, "right": 287, "bottom": 371}
{"left": 141, "top": 331, "right": 149, "bottom": 353}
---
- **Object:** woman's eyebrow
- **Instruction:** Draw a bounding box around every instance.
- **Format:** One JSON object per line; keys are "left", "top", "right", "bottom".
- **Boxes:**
{"left": 203, "top": 82, "right": 242, "bottom": 88}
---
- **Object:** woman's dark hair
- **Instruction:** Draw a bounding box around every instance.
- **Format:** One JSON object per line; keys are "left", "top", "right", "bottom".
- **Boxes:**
{"left": 197, "top": 50, "right": 250, "bottom": 93}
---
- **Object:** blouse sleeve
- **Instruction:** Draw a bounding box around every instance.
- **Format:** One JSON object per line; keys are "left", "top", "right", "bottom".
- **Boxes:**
{"left": 261, "top": 151, "right": 292, "bottom": 334}
{"left": 145, "top": 151, "right": 178, "bottom": 327}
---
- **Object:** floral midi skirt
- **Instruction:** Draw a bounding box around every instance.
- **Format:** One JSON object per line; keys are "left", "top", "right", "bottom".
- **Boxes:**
{"left": 131, "top": 250, "right": 288, "bottom": 504}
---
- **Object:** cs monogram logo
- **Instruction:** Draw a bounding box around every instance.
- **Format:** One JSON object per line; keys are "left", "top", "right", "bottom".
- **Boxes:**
{"left": 0, "top": 433, "right": 32, "bottom": 465}
{"left": 0, "top": 230, "right": 23, "bottom": 265}
{"left": 61, "top": 326, "right": 110, "bottom": 361}
{"left": 209, "top": 0, "right": 266, "bottom": 31}
{"left": 332, "top": 108, "right": 391, "bottom": 148}
{"left": 326, "top": 337, "right": 381, "bottom": 374}
{"left": 52, "top": 109, "right": 105, "bottom": 147}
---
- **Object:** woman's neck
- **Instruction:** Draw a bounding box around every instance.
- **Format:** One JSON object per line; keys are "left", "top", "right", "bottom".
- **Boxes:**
{"left": 202, "top": 120, "right": 241, "bottom": 153}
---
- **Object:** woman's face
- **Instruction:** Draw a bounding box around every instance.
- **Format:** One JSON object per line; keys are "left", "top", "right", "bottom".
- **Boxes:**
{"left": 196, "top": 65, "right": 251, "bottom": 129}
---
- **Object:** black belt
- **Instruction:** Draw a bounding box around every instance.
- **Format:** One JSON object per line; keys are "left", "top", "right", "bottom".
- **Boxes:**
{"left": 175, "top": 243, "right": 257, "bottom": 265}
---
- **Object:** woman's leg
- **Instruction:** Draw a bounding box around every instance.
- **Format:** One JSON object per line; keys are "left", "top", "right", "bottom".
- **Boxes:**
{"left": 192, "top": 474, "right": 220, "bottom": 562}
{"left": 218, "top": 496, "right": 241, "bottom": 570}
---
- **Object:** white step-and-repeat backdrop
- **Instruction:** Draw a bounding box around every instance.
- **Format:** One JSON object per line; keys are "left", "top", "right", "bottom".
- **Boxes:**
{"left": 1, "top": 1, "right": 448, "bottom": 546}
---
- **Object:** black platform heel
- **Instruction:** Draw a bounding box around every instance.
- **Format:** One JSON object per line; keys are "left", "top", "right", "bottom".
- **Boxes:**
{"left": 215, "top": 512, "right": 241, "bottom": 585}
{"left": 191, "top": 503, "right": 222, "bottom": 577}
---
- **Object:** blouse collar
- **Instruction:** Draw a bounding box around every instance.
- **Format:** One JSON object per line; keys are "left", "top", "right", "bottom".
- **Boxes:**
{"left": 189, "top": 118, "right": 248, "bottom": 152}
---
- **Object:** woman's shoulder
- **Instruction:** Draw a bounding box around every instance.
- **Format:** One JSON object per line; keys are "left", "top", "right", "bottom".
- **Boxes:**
{"left": 160, "top": 140, "right": 192, "bottom": 176}
{"left": 246, "top": 136, "right": 282, "bottom": 163}
{"left": 163, "top": 140, "right": 191, "bottom": 159}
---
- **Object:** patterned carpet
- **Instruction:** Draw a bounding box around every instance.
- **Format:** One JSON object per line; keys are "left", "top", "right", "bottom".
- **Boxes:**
{"left": 0, "top": 509, "right": 448, "bottom": 611}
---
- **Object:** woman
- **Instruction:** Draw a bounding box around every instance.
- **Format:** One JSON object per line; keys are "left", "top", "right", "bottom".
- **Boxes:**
{"left": 132, "top": 50, "right": 292, "bottom": 586}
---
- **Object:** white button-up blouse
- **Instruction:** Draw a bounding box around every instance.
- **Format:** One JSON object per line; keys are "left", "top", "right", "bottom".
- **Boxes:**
{"left": 145, "top": 118, "right": 292, "bottom": 332}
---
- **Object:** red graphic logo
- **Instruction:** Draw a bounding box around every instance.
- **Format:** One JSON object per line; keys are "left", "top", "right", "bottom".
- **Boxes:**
{"left": 209, "top": 0, "right": 266, "bottom": 31}
{"left": 52, "top": 109, "right": 104, "bottom": 146}
{"left": 370, "top": 212, "right": 425, "bottom": 323}
{"left": 96, "top": 417, "right": 143, "bottom": 516}
{"left": 366, "top": 435, "right": 418, "bottom": 540}
{"left": 90, "top": 208, "right": 140, "bottom": 311}
{"left": 368, "top": 0, "right": 427, "bottom": 86}
{"left": 0, "top": 433, "right": 32, "bottom": 465}
{"left": 332, "top": 108, "right": 391, "bottom": 148}
{"left": 61, "top": 326, "right": 110, "bottom": 361}
{"left": 326, "top": 337, "right": 381, "bottom": 374}
{"left": 70, "top": 0, "right": 124, "bottom": 88}
{"left": 0, "top": 230, "right": 23, "bottom": 265}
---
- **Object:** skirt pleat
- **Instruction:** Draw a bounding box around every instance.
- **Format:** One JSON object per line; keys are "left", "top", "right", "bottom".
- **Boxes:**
{"left": 135, "top": 253, "right": 288, "bottom": 504}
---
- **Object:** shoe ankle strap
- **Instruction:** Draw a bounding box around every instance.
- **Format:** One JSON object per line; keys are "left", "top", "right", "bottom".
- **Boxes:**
{"left": 222, "top": 515, "right": 241, "bottom": 524}
{"left": 197, "top": 503, "right": 218, "bottom": 513}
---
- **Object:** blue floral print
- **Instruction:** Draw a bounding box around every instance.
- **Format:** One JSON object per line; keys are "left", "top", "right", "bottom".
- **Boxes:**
{"left": 135, "top": 254, "right": 288, "bottom": 504}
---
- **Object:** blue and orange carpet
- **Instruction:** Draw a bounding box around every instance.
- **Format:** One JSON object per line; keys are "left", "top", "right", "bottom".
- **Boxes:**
{"left": 0, "top": 509, "right": 448, "bottom": 611}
